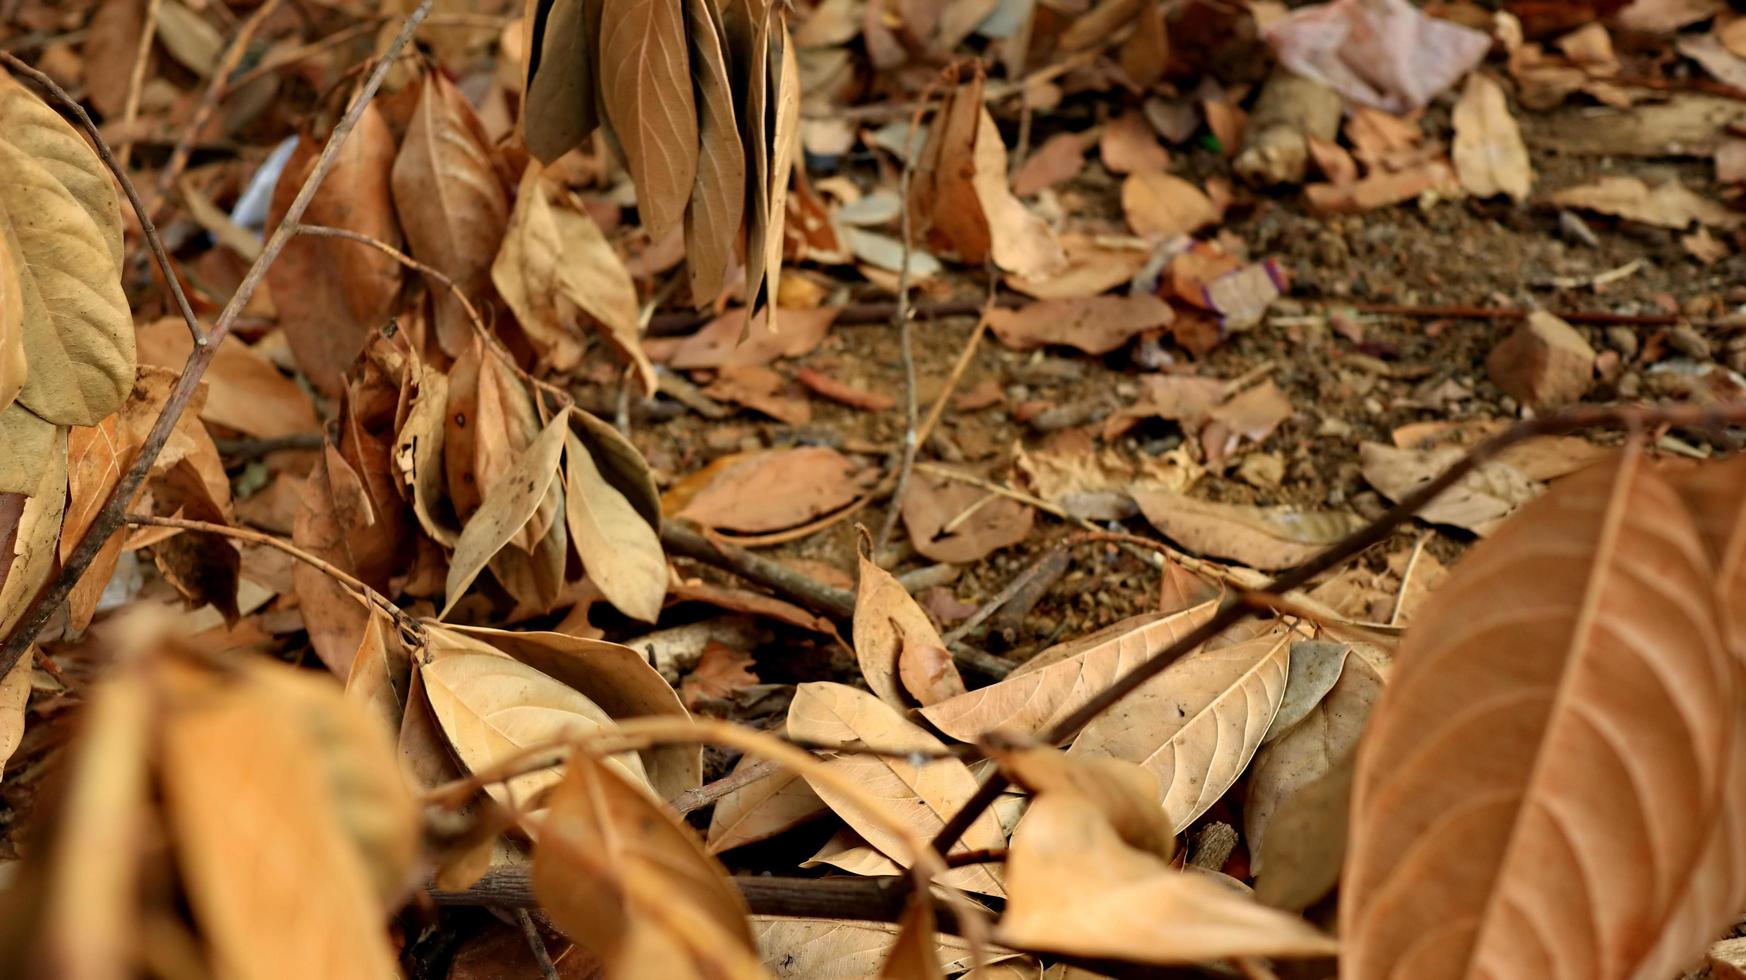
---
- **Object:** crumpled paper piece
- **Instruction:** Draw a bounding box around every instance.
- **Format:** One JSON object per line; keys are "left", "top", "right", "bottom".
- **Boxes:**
{"left": 1265, "top": 0, "right": 1491, "bottom": 113}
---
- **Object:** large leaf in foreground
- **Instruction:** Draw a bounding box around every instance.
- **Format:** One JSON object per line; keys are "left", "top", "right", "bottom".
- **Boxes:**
{"left": 1343, "top": 452, "right": 1735, "bottom": 980}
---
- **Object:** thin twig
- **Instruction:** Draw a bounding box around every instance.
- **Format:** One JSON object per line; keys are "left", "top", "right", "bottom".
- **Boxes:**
{"left": 1312, "top": 298, "right": 1743, "bottom": 330}
{"left": 515, "top": 909, "right": 561, "bottom": 980}
{"left": 669, "top": 757, "right": 782, "bottom": 816}
{"left": 212, "top": 432, "right": 324, "bottom": 462}
{"left": 0, "top": 52, "right": 203, "bottom": 344}
{"left": 942, "top": 545, "right": 1066, "bottom": 645}
{"left": 0, "top": 0, "right": 438, "bottom": 680}
{"left": 926, "top": 400, "right": 1746, "bottom": 859}
{"left": 115, "top": 0, "right": 163, "bottom": 170}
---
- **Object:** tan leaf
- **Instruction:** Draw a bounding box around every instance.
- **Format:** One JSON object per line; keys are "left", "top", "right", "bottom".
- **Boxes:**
{"left": 1343, "top": 452, "right": 1735, "bottom": 980}
{"left": 1262, "top": 639, "right": 1353, "bottom": 744}
{"left": 1011, "top": 130, "right": 1093, "bottom": 198}
{"left": 684, "top": 0, "right": 747, "bottom": 304}
{"left": 657, "top": 305, "right": 838, "bottom": 370}
{"left": 987, "top": 295, "right": 1174, "bottom": 355}
{"left": 675, "top": 446, "right": 863, "bottom": 533}
{"left": 752, "top": 917, "right": 985, "bottom": 977}
{"left": 61, "top": 414, "right": 127, "bottom": 631}
{"left": 443, "top": 623, "right": 700, "bottom": 800}
{"left": 133, "top": 319, "right": 318, "bottom": 439}
{"left": 999, "top": 793, "right": 1338, "bottom": 963}
{"left": 1451, "top": 72, "right": 1532, "bottom": 201}
{"left": 292, "top": 446, "right": 374, "bottom": 675}
{"left": 913, "top": 76, "right": 991, "bottom": 264}
{"left": 788, "top": 681, "right": 1008, "bottom": 896}
{"left": 1005, "top": 234, "right": 1149, "bottom": 301}
{"left": 521, "top": 0, "right": 599, "bottom": 162}
{"left": 571, "top": 405, "right": 662, "bottom": 527}
{"left": 0, "top": 644, "right": 28, "bottom": 769}
{"left": 0, "top": 222, "right": 25, "bottom": 412}
{"left": 82, "top": 0, "right": 143, "bottom": 118}
{"left": 0, "top": 425, "right": 66, "bottom": 638}
{"left": 1067, "top": 631, "right": 1290, "bottom": 832}
{"left": 724, "top": 0, "right": 773, "bottom": 307}
{"left": 264, "top": 108, "right": 403, "bottom": 395}
{"left": 1133, "top": 491, "right": 1363, "bottom": 571}
{"left": 598, "top": 0, "right": 698, "bottom": 243}
{"left": 880, "top": 892, "right": 946, "bottom": 980}
{"left": 160, "top": 656, "right": 415, "bottom": 979}
{"left": 760, "top": 18, "right": 802, "bottom": 332}
{"left": 393, "top": 357, "right": 457, "bottom": 547}
{"left": 804, "top": 826, "right": 906, "bottom": 876}
{"left": 0, "top": 69, "right": 132, "bottom": 425}
{"left": 707, "top": 758, "right": 829, "bottom": 854}
{"left": 443, "top": 411, "right": 568, "bottom": 615}
{"left": 679, "top": 640, "right": 759, "bottom": 707}
{"left": 420, "top": 645, "right": 651, "bottom": 809}
{"left": 532, "top": 750, "right": 763, "bottom": 978}
{"left": 854, "top": 543, "right": 961, "bottom": 708}
{"left": 1100, "top": 112, "right": 1170, "bottom": 175}
{"left": 703, "top": 363, "right": 812, "bottom": 424}
{"left": 1360, "top": 441, "right": 1543, "bottom": 536}
{"left": 563, "top": 429, "right": 665, "bottom": 622}
{"left": 985, "top": 743, "right": 1174, "bottom": 861}
{"left": 919, "top": 604, "right": 1219, "bottom": 742}
{"left": 155, "top": 0, "right": 224, "bottom": 76}
{"left": 1548, "top": 175, "right": 1743, "bottom": 229}
{"left": 344, "top": 607, "right": 412, "bottom": 739}
{"left": 1121, "top": 171, "right": 1220, "bottom": 239}
{"left": 899, "top": 466, "right": 1034, "bottom": 564}
{"left": 392, "top": 72, "right": 510, "bottom": 356}
{"left": 969, "top": 108, "right": 1066, "bottom": 280}
{"left": 1246, "top": 646, "right": 1384, "bottom": 895}
{"left": 493, "top": 166, "right": 653, "bottom": 393}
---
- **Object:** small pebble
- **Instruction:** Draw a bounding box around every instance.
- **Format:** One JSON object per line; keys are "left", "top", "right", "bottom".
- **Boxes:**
{"left": 1668, "top": 325, "right": 1711, "bottom": 361}
{"left": 1617, "top": 372, "right": 1642, "bottom": 398}
{"left": 1605, "top": 326, "right": 1639, "bottom": 358}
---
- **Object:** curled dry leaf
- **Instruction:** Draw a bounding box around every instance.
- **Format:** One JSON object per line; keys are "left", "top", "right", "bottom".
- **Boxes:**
{"left": 564, "top": 429, "right": 666, "bottom": 623}
{"left": 684, "top": 0, "right": 747, "bottom": 304}
{"left": 900, "top": 466, "right": 1034, "bottom": 564}
{"left": 0, "top": 68, "right": 132, "bottom": 425}
{"left": 987, "top": 295, "right": 1174, "bottom": 355}
{"left": 854, "top": 543, "right": 963, "bottom": 708}
{"left": 999, "top": 793, "right": 1339, "bottom": 964}
{"left": 1134, "top": 490, "right": 1364, "bottom": 571}
{"left": 391, "top": 72, "right": 510, "bottom": 356}
{"left": 443, "top": 411, "right": 568, "bottom": 616}
{"left": 1451, "top": 71, "right": 1532, "bottom": 201}
{"left": 788, "top": 681, "right": 1008, "bottom": 896}
{"left": 264, "top": 105, "right": 403, "bottom": 397}
{"left": 494, "top": 166, "right": 654, "bottom": 393}
{"left": 676, "top": 446, "right": 863, "bottom": 533}
{"left": 1068, "top": 630, "right": 1291, "bottom": 832}
{"left": 533, "top": 750, "right": 765, "bottom": 979}
{"left": 970, "top": 108, "right": 1067, "bottom": 280}
{"left": 920, "top": 603, "right": 1218, "bottom": 743}
{"left": 0, "top": 426, "right": 66, "bottom": 639}
{"left": 1343, "top": 452, "right": 1736, "bottom": 980}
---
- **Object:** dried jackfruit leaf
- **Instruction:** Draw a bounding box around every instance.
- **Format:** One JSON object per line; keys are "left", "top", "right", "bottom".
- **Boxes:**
{"left": 1068, "top": 631, "right": 1291, "bottom": 833}
{"left": 1360, "top": 441, "right": 1543, "bottom": 536}
{"left": 564, "top": 429, "right": 666, "bottom": 623}
{"left": 1451, "top": 71, "right": 1532, "bottom": 201}
{"left": 985, "top": 742, "right": 1173, "bottom": 861}
{"left": 999, "top": 793, "right": 1338, "bottom": 964}
{"left": 676, "top": 446, "right": 864, "bottom": 534}
{"left": 391, "top": 72, "right": 510, "bottom": 356}
{"left": 788, "top": 682, "right": 1008, "bottom": 896}
{"left": 707, "top": 758, "right": 829, "bottom": 854}
{"left": 1343, "top": 452, "right": 1735, "bottom": 980}
{"left": 522, "top": 0, "right": 599, "bottom": 162}
{"left": 533, "top": 750, "right": 764, "bottom": 979}
{"left": 854, "top": 542, "right": 962, "bottom": 708}
{"left": 921, "top": 603, "right": 1219, "bottom": 742}
{"left": 987, "top": 295, "right": 1174, "bottom": 355}
{"left": 493, "top": 166, "right": 654, "bottom": 393}
{"left": 0, "top": 69, "right": 132, "bottom": 425}
{"left": 598, "top": 0, "right": 698, "bottom": 244}
{"left": 1134, "top": 491, "right": 1363, "bottom": 571}
{"left": 684, "top": 0, "right": 747, "bottom": 304}
{"left": 443, "top": 411, "right": 568, "bottom": 616}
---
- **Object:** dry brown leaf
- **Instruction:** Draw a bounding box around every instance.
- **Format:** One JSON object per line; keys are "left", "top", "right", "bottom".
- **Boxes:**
{"left": 1134, "top": 491, "right": 1362, "bottom": 571}
{"left": 0, "top": 69, "right": 132, "bottom": 425}
{"left": 134, "top": 319, "right": 317, "bottom": 440}
{"left": 421, "top": 644, "right": 651, "bottom": 810}
{"left": 679, "top": 640, "right": 758, "bottom": 708}
{"left": 442, "top": 623, "right": 700, "bottom": 800}
{"left": 62, "top": 414, "right": 128, "bottom": 632}
{"left": 1360, "top": 441, "right": 1543, "bottom": 536}
{"left": 707, "top": 757, "right": 829, "bottom": 854}
{"left": 160, "top": 656, "right": 416, "bottom": 978}
{"left": 1101, "top": 112, "right": 1170, "bottom": 175}
{"left": 0, "top": 223, "right": 24, "bottom": 413}
{"left": 1016, "top": 441, "right": 1201, "bottom": 521}
{"left": 1068, "top": 631, "right": 1291, "bottom": 832}
{"left": 1303, "top": 160, "right": 1459, "bottom": 214}
{"left": 0, "top": 425, "right": 66, "bottom": 639}
{"left": 788, "top": 681, "right": 1008, "bottom": 896}
{"left": 986, "top": 743, "right": 1173, "bottom": 861}
{"left": 598, "top": 0, "right": 698, "bottom": 244}
{"left": 751, "top": 918, "right": 985, "bottom": 977}
{"left": 676, "top": 446, "right": 863, "bottom": 533}
{"left": 1548, "top": 175, "right": 1744, "bottom": 229}
{"left": 155, "top": 0, "right": 222, "bottom": 75}
{"left": 914, "top": 75, "right": 991, "bottom": 265}
{"left": 987, "top": 295, "right": 1174, "bottom": 355}
{"left": 1011, "top": 130, "right": 1093, "bottom": 198}
{"left": 1121, "top": 171, "right": 1220, "bottom": 239}
{"left": 0, "top": 645, "right": 28, "bottom": 769}
{"left": 82, "top": 0, "right": 142, "bottom": 118}
{"left": 564, "top": 429, "right": 665, "bottom": 623}
{"left": 392, "top": 72, "right": 510, "bottom": 356}
{"left": 443, "top": 411, "right": 568, "bottom": 615}
{"left": 971, "top": 108, "right": 1066, "bottom": 279}
{"left": 920, "top": 603, "right": 1219, "bottom": 742}
{"left": 1005, "top": 235, "right": 1148, "bottom": 301}
{"left": 292, "top": 446, "right": 375, "bottom": 674}
{"left": 1343, "top": 453, "right": 1735, "bottom": 980}
{"left": 1451, "top": 71, "right": 1532, "bottom": 201}
{"left": 900, "top": 466, "right": 1034, "bottom": 564}
{"left": 494, "top": 165, "right": 653, "bottom": 393}
{"left": 1247, "top": 646, "right": 1384, "bottom": 902}
{"left": 392, "top": 356, "right": 456, "bottom": 548}
{"left": 703, "top": 363, "right": 812, "bottom": 424}
{"left": 1262, "top": 640, "right": 1352, "bottom": 744}
{"left": 657, "top": 306, "right": 838, "bottom": 370}
{"left": 533, "top": 750, "right": 764, "bottom": 979}
{"left": 521, "top": 0, "right": 599, "bottom": 162}
{"left": 880, "top": 892, "right": 946, "bottom": 980}
{"left": 684, "top": 0, "right": 747, "bottom": 304}
{"left": 264, "top": 107, "right": 402, "bottom": 396}
{"left": 803, "top": 828, "right": 906, "bottom": 877}
{"left": 344, "top": 607, "right": 411, "bottom": 739}
{"left": 999, "top": 792, "right": 1338, "bottom": 964}
{"left": 854, "top": 544, "right": 962, "bottom": 708}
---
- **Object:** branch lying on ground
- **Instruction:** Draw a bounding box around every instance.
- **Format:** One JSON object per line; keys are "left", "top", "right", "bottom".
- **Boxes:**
{"left": 0, "top": 0, "right": 438, "bottom": 680}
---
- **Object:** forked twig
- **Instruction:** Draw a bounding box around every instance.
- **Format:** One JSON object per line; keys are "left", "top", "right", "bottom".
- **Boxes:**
{"left": 0, "top": 0, "right": 438, "bottom": 679}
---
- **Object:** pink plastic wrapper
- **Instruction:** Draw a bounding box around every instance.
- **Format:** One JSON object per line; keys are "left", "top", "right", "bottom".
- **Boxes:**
{"left": 1265, "top": 0, "right": 1492, "bottom": 113}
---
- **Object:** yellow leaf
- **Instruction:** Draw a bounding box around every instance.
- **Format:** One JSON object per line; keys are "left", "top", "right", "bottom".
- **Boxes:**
{"left": 0, "top": 399, "right": 55, "bottom": 495}
{"left": 0, "top": 69, "right": 132, "bottom": 425}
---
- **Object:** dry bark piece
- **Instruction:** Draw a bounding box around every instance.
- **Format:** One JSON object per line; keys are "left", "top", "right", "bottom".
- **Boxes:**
{"left": 988, "top": 295, "right": 1174, "bottom": 355}
{"left": 1485, "top": 310, "right": 1595, "bottom": 408}
{"left": 676, "top": 447, "right": 863, "bottom": 534}
{"left": 1343, "top": 453, "right": 1737, "bottom": 980}
{"left": 1451, "top": 71, "right": 1532, "bottom": 201}
{"left": 1233, "top": 67, "right": 1344, "bottom": 186}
